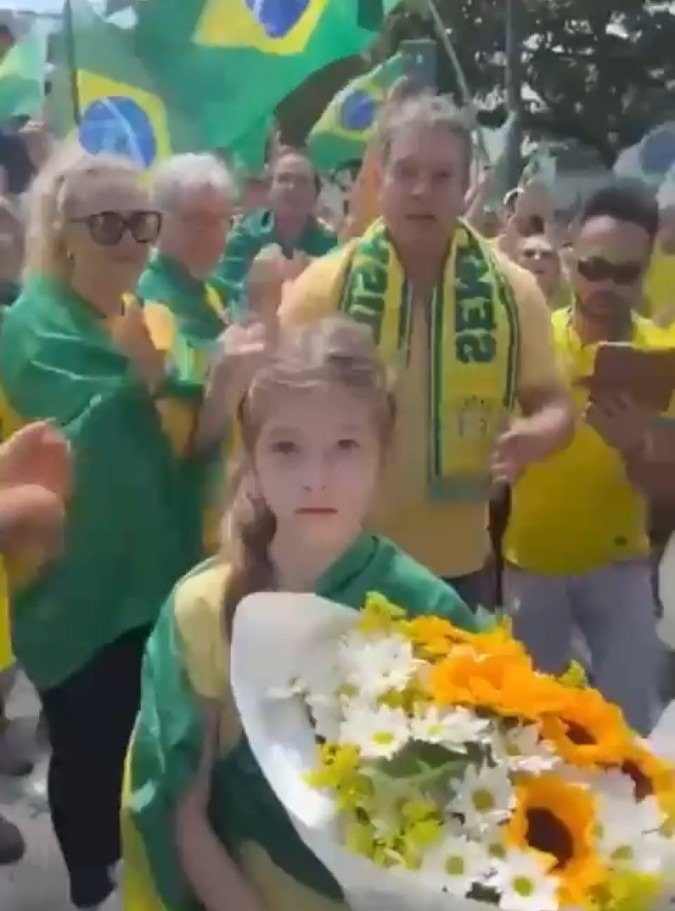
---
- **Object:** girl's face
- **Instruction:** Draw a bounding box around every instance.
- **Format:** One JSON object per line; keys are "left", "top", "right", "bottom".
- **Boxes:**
{"left": 252, "top": 383, "right": 382, "bottom": 551}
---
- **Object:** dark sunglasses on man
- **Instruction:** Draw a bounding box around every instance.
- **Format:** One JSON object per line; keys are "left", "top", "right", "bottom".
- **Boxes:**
{"left": 69, "top": 210, "right": 162, "bottom": 246}
{"left": 576, "top": 256, "right": 644, "bottom": 286}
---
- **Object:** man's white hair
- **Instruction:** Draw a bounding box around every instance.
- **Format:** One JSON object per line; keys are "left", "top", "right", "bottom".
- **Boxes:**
{"left": 151, "top": 153, "right": 235, "bottom": 211}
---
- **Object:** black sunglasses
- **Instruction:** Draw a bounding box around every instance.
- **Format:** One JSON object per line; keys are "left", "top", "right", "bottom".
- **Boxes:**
{"left": 576, "top": 256, "right": 644, "bottom": 286}
{"left": 69, "top": 210, "right": 162, "bottom": 246}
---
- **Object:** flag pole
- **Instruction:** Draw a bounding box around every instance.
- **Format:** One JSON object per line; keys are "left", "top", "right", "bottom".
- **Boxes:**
{"left": 421, "top": 0, "right": 490, "bottom": 164}
{"left": 64, "top": 0, "right": 81, "bottom": 125}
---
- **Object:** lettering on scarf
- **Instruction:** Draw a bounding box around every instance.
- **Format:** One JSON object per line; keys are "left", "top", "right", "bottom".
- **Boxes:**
{"left": 455, "top": 246, "right": 497, "bottom": 364}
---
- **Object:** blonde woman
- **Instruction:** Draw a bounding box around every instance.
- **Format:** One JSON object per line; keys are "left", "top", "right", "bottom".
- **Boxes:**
{"left": 0, "top": 145, "right": 246, "bottom": 909}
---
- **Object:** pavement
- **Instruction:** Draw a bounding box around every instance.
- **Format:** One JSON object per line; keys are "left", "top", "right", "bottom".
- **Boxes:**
{"left": 0, "top": 672, "right": 72, "bottom": 911}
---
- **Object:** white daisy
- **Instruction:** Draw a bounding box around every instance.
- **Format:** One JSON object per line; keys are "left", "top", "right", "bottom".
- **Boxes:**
{"left": 453, "top": 764, "right": 514, "bottom": 834}
{"left": 490, "top": 849, "right": 560, "bottom": 911}
{"left": 411, "top": 706, "right": 491, "bottom": 750}
{"left": 498, "top": 725, "right": 559, "bottom": 775}
{"left": 338, "top": 631, "right": 418, "bottom": 699}
{"left": 419, "top": 833, "right": 492, "bottom": 896}
{"left": 340, "top": 702, "right": 410, "bottom": 759}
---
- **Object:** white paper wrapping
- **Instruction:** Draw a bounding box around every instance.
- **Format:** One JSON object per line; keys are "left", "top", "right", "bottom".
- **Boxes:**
{"left": 230, "top": 592, "right": 675, "bottom": 911}
{"left": 231, "top": 593, "right": 494, "bottom": 911}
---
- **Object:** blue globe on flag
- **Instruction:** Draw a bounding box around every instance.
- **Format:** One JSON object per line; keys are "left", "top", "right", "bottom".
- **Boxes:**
{"left": 78, "top": 96, "right": 157, "bottom": 170}
{"left": 245, "top": 0, "right": 311, "bottom": 38}
{"left": 639, "top": 124, "right": 675, "bottom": 176}
{"left": 339, "top": 90, "right": 377, "bottom": 134}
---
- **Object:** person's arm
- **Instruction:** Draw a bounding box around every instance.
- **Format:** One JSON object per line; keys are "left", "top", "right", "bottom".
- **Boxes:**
{"left": 175, "top": 701, "right": 266, "bottom": 911}
{"left": 491, "top": 263, "right": 574, "bottom": 483}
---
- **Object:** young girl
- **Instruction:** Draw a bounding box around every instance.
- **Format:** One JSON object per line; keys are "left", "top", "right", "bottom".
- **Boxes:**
{"left": 122, "top": 317, "right": 478, "bottom": 911}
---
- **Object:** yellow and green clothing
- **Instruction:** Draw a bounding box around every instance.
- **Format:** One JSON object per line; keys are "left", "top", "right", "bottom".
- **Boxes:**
{"left": 504, "top": 309, "right": 673, "bottom": 574}
{"left": 644, "top": 246, "right": 675, "bottom": 324}
{"left": 122, "top": 533, "right": 477, "bottom": 911}
{"left": 213, "top": 208, "right": 338, "bottom": 316}
{"left": 280, "top": 220, "right": 560, "bottom": 579}
{"left": 137, "top": 252, "right": 228, "bottom": 360}
{"left": 0, "top": 274, "right": 214, "bottom": 689}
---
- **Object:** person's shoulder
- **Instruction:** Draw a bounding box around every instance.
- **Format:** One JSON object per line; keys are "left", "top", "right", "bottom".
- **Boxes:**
{"left": 371, "top": 537, "right": 476, "bottom": 629}
{"left": 278, "top": 241, "right": 356, "bottom": 327}
{"left": 633, "top": 315, "right": 674, "bottom": 348}
{"left": 172, "top": 557, "right": 230, "bottom": 639}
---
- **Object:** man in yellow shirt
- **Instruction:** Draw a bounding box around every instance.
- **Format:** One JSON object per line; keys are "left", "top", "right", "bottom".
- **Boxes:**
{"left": 280, "top": 94, "right": 573, "bottom": 607}
{"left": 504, "top": 182, "right": 670, "bottom": 735}
{"left": 644, "top": 201, "right": 675, "bottom": 325}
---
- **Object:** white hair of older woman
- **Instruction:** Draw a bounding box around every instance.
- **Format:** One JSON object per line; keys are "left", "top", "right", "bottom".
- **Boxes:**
{"left": 151, "top": 153, "right": 235, "bottom": 212}
{"left": 24, "top": 141, "right": 139, "bottom": 279}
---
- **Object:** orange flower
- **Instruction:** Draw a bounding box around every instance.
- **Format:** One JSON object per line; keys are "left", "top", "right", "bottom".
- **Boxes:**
{"left": 507, "top": 773, "right": 607, "bottom": 908}
{"left": 408, "top": 615, "right": 529, "bottom": 663}
{"left": 428, "top": 651, "right": 569, "bottom": 721}
{"left": 541, "top": 688, "right": 634, "bottom": 768}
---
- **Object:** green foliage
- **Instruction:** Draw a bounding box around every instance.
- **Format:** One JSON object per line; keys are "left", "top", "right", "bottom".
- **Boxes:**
{"left": 380, "top": 0, "right": 675, "bottom": 165}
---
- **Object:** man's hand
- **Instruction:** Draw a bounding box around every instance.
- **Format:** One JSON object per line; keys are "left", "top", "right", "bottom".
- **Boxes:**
{"left": 0, "top": 422, "right": 71, "bottom": 500}
{"left": 492, "top": 414, "right": 566, "bottom": 484}
{"left": 209, "top": 319, "right": 271, "bottom": 412}
{"left": 585, "top": 393, "right": 650, "bottom": 456}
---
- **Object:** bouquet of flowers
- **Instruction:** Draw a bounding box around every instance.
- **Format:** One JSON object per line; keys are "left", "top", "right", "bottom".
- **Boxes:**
{"left": 231, "top": 593, "right": 675, "bottom": 911}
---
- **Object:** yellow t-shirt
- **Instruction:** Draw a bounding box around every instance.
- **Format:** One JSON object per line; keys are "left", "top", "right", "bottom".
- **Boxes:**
{"left": 279, "top": 243, "right": 560, "bottom": 579}
{"left": 504, "top": 311, "right": 672, "bottom": 574}
{"left": 644, "top": 247, "right": 675, "bottom": 324}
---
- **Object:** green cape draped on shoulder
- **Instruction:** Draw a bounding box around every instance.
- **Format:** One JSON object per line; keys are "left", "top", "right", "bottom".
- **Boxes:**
{"left": 123, "top": 535, "right": 478, "bottom": 911}
{"left": 0, "top": 274, "right": 212, "bottom": 689}
{"left": 137, "top": 252, "right": 227, "bottom": 352}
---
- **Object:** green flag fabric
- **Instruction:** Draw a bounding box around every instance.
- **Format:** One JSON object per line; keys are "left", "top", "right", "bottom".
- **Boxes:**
{"left": 131, "top": 0, "right": 403, "bottom": 163}
{"left": 122, "top": 535, "right": 477, "bottom": 910}
{"left": 308, "top": 54, "right": 404, "bottom": 171}
{"left": 0, "top": 26, "right": 46, "bottom": 122}
{"left": 0, "top": 274, "right": 209, "bottom": 689}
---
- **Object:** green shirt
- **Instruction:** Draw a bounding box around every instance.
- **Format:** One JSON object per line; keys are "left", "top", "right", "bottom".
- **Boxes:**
{"left": 212, "top": 207, "right": 338, "bottom": 316}
{"left": 137, "top": 252, "right": 227, "bottom": 348}
{"left": 124, "top": 533, "right": 476, "bottom": 911}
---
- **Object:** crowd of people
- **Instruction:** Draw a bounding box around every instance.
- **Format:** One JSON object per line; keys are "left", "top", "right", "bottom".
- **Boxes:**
{"left": 0, "top": 81, "right": 675, "bottom": 911}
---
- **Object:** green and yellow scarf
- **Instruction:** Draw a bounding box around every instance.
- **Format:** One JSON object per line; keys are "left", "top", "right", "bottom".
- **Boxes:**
{"left": 340, "top": 218, "right": 520, "bottom": 502}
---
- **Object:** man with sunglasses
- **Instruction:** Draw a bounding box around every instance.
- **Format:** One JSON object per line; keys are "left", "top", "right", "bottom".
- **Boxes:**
{"left": 503, "top": 181, "right": 670, "bottom": 735}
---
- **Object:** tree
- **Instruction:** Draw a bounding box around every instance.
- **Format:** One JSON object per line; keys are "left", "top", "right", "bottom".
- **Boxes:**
{"left": 381, "top": 0, "right": 675, "bottom": 166}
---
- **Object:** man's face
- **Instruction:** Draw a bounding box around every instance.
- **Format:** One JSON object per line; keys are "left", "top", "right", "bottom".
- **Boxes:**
{"left": 571, "top": 215, "right": 653, "bottom": 324}
{"left": 162, "top": 185, "right": 233, "bottom": 279}
{"left": 378, "top": 125, "right": 469, "bottom": 252}
{"left": 268, "top": 153, "right": 317, "bottom": 221}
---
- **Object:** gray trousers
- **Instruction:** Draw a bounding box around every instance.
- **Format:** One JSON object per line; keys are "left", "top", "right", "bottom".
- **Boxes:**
{"left": 503, "top": 559, "right": 662, "bottom": 736}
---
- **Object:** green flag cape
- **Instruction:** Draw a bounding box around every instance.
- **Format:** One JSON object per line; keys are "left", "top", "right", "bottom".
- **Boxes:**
{"left": 137, "top": 252, "right": 227, "bottom": 350}
{"left": 0, "top": 274, "right": 210, "bottom": 689}
{"left": 123, "top": 535, "right": 478, "bottom": 910}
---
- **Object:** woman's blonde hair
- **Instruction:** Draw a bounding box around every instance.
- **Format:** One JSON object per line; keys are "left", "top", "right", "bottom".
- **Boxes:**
{"left": 222, "top": 316, "right": 395, "bottom": 636}
{"left": 24, "top": 142, "right": 139, "bottom": 278}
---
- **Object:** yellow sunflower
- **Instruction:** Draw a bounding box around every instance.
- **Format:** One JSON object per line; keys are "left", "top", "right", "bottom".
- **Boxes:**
{"left": 615, "top": 740, "right": 675, "bottom": 803}
{"left": 540, "top": 687, "right": 633, "bottom": 768}
{"left": 408, "top": 615, "right": 529, "bottom": 663}
{"left": 428, "top": 651, "right": 569, "bottom": 721}
{"left": 506, "top": 773, "right": 608, "bottom": 908}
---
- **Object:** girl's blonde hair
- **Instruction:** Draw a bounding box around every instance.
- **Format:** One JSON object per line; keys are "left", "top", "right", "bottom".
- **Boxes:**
{"left": 222, "top": 316, "right": 395, "bottom": 636}
{"left": 24, "top": 142, "right": 140, "bottom": 279}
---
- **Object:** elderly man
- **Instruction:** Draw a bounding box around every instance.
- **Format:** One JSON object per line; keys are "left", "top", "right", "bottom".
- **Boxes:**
{"left": 137, "top": 153, "right": 236, "bottom": 352}
{"left": 280, "top": 94, "right": 574, "bottom": 608}
{"left": 213, "top": 146, "right": 338, "bottom": 316}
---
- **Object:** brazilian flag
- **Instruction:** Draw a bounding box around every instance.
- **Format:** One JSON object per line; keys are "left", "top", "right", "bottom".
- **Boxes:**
{"left": 50, "top": 0, "right": 196, "bottom": 173}
{"left": 132, "top": 0, "right": 404, "bottom": 160}
{"left": 308, "top": 54, "right": 404, "bottom": 171}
